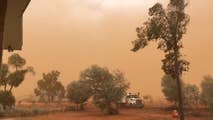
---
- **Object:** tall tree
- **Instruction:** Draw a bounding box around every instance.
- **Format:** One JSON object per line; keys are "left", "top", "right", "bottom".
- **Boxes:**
{"left": 131, "top": 0, "right": 190, "bottom": 119}
{"left": 34, "top": 70, "right": 65, "bottom": 102}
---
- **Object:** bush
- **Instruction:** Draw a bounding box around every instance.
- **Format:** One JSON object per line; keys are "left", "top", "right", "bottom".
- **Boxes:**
{"left": 201, "top": 75, "right": 213, "bottom": 112}
{"left": 67, "top": 80, "right": 92, "bottom": 110}
{"left": 183, "top": 84, "right": 200, "bottom": 107}
{"left": 0, "top": 91, "right": 15, "bottom": 109}
{"left": 161, "top": 75, "right": 179, "bottom": 105}
{"left": 0, "top": 107, "right": 49, "bottom": 117}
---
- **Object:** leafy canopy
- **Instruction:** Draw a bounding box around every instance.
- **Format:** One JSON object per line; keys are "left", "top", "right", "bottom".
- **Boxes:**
{"left": 8, "top": 53, "right": 26, "bottom": 69}
{"left": 132, "top": 0, "right": 190, "bottom": 78}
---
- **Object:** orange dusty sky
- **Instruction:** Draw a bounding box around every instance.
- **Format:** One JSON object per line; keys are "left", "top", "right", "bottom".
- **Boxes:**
{"left": 3, "top": 0, "right": 213, "bottom": 99}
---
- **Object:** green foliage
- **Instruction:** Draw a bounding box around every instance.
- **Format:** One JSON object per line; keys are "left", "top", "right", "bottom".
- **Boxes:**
{"left": 132, "top": 0, "right": 190, "bottom": 79}
{"left": 0, "top": 91, "right": 15, "bottom": 109}
{"left": 7, "top": 70, "right": 28, "bottom": 87}
{"left": 0, "top": 54, "right": 34, "bottom": 92}
{"left": 67, "top": 80, "right": 92, "bottom": 110}
{"left": 183, "top": 84, "right": 200, "bottom": 107}
{"left": 201, "top": 75, "right": 213, "bottom": 112}
{"left": 8, "top": 53, "right": 26, "bottom": 69}
{"left": 0, "top": 64, "right": 9, "bottom": 88}
{"left": 34, "top": 70, "right": 65, "bottom": 102}
{"left": 161, "top": 75, "right": 179, "bottom": 105}
{"left": 80, "top": 65, "right": 129, "bottom": 115}
{"left": 162, "top": 75, "right": 201, "bottom": 107}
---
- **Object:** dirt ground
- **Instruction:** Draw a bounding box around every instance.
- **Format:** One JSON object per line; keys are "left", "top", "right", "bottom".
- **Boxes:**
{"left": 20, "top": 105, "right": 211, "bottom": 120}
{"left": 2, "top": 102, "right": 211, "bottom": 120}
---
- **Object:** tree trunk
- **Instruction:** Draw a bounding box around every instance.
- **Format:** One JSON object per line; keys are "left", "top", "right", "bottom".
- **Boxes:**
{"left": 174, "top": 45, "right": 184, "bottom": 120}
{"left": 4, "top": 84, "right": 7, "bottom": 91}
{"left": 80, "top": 103, "right": 84, "bottom": 110}
{"left": 176, "top": 73, "right": 184, "bottom": 120}
{"left": 3, "top": 105, "right": 6, "bottom": 110}
{"left": 9, "top": 85, "right": 13, "bottom": 92}
{"left": 0, "top": 0, "right": 7, "bottom": 68}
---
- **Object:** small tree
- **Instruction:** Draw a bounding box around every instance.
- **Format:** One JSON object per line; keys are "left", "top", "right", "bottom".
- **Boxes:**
{"left": 80, "top": 65, "right": 129, "bottom": 115}
{"left": 67, "top": 80, "right": 92, "bottom": 110}
{"left": 183, "top": 84, "right": 200, "bottom": 108}
{"left": 34, "top": 70, "right": 65, "bottom": 102}
{"left": 201, "top": 75, "right": 213, "bottom": 112}
{"left": 0, "top": 91, "right": 15, "bottom": 110}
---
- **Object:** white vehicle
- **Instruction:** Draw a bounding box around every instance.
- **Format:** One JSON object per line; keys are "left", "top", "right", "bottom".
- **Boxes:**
{"left": 120, "top": 93, "right": 144, "bottom": 108}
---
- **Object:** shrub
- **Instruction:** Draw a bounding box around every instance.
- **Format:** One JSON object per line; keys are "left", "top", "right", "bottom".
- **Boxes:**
{"left": 161, "top": 75, "right": 180, "bottom": 106}
{"left": 183, "top": 84, "right": 200, "bottom": 107}
{"left": 67, "top": 80, "right": 92, "bottom": 110}
{"left": 0, "top": 107, "right": 49, "bottom": 117}
{"left": 0, "top": 91, "right": 15, "bottom": 109}
{"left": 201, "top": 75, "right": 213, "bottom": 112}
{"left": 80, "top": 65, "right": 129, "bottom": 115}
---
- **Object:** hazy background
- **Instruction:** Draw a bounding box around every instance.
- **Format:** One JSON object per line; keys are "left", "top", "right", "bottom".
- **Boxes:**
{"left": 3, "top": 0, "right": 213, "bottom": 99}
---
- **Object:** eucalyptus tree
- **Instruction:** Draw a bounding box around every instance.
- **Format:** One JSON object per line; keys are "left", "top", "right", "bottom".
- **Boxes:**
{"left": 0, "top": 53, "right": 34, "bottom": 92}
{"left": 7, "top": 53, "right": 34, "bottom": 92}
{"left": 0, "top": 53, "right": 34, "bottom": 109}
{"left": 131, "top": 0, "right": 190, "bottom": 119}
{"left": 34, "top": 70, "right": 65, "bottom": 102}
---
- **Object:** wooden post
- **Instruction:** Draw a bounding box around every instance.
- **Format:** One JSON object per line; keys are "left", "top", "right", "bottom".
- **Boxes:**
{"left": 0, "top": 0, "right": 8, "bottom": 67}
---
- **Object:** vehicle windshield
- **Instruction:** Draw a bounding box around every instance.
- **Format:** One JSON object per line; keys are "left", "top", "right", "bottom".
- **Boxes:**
{"left": 127, "top": 95, "right": 139, "bottom": 98}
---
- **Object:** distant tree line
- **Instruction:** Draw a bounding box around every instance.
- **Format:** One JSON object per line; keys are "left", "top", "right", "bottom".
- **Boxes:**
{"left": 162, "top": 74, "right": 213, "bottom": 113}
